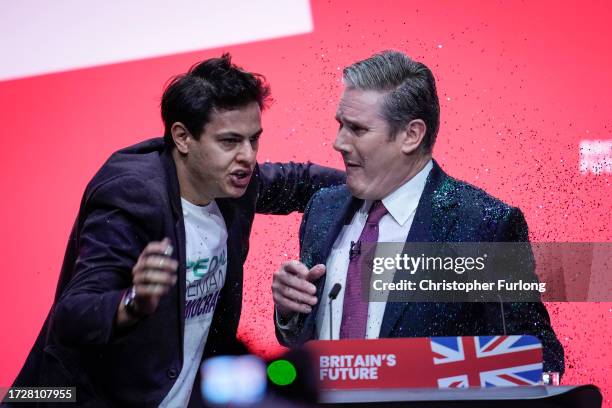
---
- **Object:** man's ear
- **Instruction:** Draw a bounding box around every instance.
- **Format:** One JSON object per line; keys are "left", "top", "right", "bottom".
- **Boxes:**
{"left": 171, "top": 122, "right": 191, "bottom": 154}
{"left": 399, "top": 119, "right": 427, "bottom": 155}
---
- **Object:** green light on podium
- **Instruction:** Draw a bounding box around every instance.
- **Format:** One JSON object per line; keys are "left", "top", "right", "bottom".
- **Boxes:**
{"left": 267, "top": 359, "right": 297, "bottom": 386}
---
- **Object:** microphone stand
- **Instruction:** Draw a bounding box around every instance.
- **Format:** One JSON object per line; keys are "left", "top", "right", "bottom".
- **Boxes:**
{"left": 328, "top": 283, "right": 342, "bottom": 340}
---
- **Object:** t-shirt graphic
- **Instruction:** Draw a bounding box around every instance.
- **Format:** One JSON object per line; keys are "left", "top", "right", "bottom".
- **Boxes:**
{"left": 160, "top": 198, "right": 227, "bottom": 407}
{"left": 185, "top": 248, "right": 226, "bottom": 319}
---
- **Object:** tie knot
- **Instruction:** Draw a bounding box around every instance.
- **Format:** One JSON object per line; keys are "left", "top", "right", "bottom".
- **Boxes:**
{"left": 366, "top": 200, "right": 387, "bottom": 224}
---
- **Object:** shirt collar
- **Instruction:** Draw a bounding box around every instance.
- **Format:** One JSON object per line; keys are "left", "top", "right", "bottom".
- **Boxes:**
{"left": 362, "top": 160, "right": 433, "bottom": 226}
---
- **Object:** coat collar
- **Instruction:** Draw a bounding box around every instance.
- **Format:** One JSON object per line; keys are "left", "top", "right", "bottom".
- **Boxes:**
{"left": 319, "top": 160, "right": 458, "bottom": 254}
{"left": 160, "top": 144, "right": 183, "bottom": 220}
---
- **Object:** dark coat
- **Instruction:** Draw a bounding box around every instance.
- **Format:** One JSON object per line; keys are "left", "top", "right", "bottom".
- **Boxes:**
{"left": 11, "top": 138, "right": 344, "bottom": 407}
{"left": 276, "top": 161, "right": 564, "bottom": 374}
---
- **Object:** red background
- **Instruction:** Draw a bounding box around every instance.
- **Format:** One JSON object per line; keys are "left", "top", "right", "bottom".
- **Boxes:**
{"left": 0, "top": 1, "right": 610, "bottom": 404}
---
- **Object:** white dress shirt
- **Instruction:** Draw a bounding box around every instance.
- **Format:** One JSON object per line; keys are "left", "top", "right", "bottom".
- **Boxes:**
{"left": 316, "top": 160, "right": 433, "bottom": 340}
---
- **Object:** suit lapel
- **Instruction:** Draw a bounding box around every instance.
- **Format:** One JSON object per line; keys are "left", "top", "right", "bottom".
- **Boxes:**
{"left": 379, "top": 161, "right": 459, "bottom": 338}
{"left": 160, "top": 148, "right": 188, "bottom": 351}
{"left": 321, "top": 197, "right": 362, "bottom": 264}
{"left": 303, "top": 191, "right": 362, "bottom": 268}
{"left": 300, "top": 190, "right": 361, "bottom": 337}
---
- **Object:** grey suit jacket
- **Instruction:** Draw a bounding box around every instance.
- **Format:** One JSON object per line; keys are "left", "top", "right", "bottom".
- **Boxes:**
{"left": 276, "top": 160, "right": 564, "bottom": 374}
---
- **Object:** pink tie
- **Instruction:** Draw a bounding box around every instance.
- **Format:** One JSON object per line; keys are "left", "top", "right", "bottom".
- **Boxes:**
{"left": 339, "top": 201, "right": 388, "bottom": 339}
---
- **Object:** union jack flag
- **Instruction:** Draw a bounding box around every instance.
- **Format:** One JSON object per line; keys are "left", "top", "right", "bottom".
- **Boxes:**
{"left": 430, "top": 336, "right": 543, "bottom": 388}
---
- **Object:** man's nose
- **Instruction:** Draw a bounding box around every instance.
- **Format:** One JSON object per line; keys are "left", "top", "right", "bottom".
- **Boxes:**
{"left": 333, "top": 129, "right": 350, "bottom": 154}
{"left": 237, "top": 140, "right": 257, "bottom": 164}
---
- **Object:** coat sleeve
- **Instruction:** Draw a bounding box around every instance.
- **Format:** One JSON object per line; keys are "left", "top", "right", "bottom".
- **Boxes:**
{"left": 274, "top": 194, "right": 320, "bottom": 347}
{"left": 49, "top": 174, "right": 164, "bottom": 347}
{"left": 255, "top": 162, "right": 344, "bottom": 214}
{"left": 486, "top": 207, "right": 565, "bottom": 374}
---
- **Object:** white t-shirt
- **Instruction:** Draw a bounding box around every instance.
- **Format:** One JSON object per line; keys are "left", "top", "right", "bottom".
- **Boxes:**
{"left": 160, "top": 198, "right": 228, "bottom": 407}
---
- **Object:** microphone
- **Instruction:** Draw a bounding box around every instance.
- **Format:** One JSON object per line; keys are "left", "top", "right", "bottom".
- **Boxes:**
{"left": 328, "top": 283, "right": 342, "bottom": 340}
{"left": 329, "top": 283, "right": 341, "bottom": 300}
{"left": 483, "top": 247, "right": 507, "bottom": 336}
{"left": 349, "top": 241, "right": 361, "bottom": 260}
{"left": 495, "top": 292, "right": 507, "bottom": 336}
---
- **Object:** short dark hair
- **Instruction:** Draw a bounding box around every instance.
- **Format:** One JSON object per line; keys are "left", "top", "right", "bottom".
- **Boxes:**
{"left": 343, "top": 50, "right": 440, "bottom": 153}
{"left": 161, "top": 53, "right": 271, "bottom": 146}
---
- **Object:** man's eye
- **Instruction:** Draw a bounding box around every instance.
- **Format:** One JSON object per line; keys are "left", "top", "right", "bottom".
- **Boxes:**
{"left": 221, "top": 139, "right": 239, "bottom": 144}
{"left": 250, "top": 135, "right": 260, "bottom": 143}
{"left": 350, "top": 125, "right": 366, "bottom": 134}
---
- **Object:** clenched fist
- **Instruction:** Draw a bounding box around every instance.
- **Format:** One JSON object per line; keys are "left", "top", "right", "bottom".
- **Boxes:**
{"left": 116, "top": 238, "right": 178, "bottom": 327}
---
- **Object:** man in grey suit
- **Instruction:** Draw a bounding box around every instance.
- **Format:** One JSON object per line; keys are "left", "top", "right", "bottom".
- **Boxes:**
{"left": 272, "top": 50, "right": 564, "bottom": 374}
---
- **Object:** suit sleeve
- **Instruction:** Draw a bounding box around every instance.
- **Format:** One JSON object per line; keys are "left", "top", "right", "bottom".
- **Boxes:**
{"left": 274, "top": 194, "right": 319, "bottom": 347}
{"left": 49, "top": 174, "right": 163, "bottom": 347}
{"left": 256, "top": 162, "right": 344, "bottom": 214}
{"left": 488, "top": 207, "right": 565, "bottom": 374}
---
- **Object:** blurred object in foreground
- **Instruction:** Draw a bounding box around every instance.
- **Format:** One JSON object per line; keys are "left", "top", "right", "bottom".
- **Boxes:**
{"left": 199, "top": 345, "right": 319, "bottom": 407}
{"left": 201, "top": 355, "right": 267, "bottom": 406}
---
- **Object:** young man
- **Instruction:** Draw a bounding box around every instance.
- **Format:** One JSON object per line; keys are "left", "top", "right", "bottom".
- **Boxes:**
{"left": 12, "top": 54, "right": 344, "bottom": 407}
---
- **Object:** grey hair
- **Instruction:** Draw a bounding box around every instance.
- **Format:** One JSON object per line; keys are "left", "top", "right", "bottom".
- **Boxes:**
{"left": 343, "top": 50, "right": 440, "bottom": 153}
